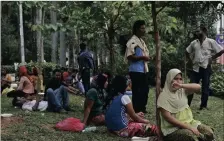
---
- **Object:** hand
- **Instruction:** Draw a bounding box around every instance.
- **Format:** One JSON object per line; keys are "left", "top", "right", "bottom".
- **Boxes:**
{"left": 142, "top": 56, "right": 150, "bottom": 61}
{"left": 190, "top": 128, "right": 200, "bottom": 136}
{"left": 208, "top": 57, "right": 213, "bottom": 65}
{"left": 143, "top": 119, "right": 150, "bottom": 124}
{"left": 172, "top": 82, "right": 183, "bottom": 89}
{"left": 137, "top": 112, "right": 144, "bottom": 118}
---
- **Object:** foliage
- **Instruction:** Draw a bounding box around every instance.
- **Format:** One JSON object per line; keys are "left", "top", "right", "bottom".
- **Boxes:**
{"left": 210, "top": 69, "right": 224, "bottom": 97}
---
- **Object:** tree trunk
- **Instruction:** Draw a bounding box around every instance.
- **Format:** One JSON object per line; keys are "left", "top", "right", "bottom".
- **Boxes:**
{"left": 74, "top": 29, "right": 78, "bottom": 68}
{"left": 41, "top": 8, "right": 45, "bottom": 62}
{"left": 19, "top": 1, "right": 25, "bottom": 64}
{"left": 60, "top": 31, "right": 66, "bottom": 68}
{"left": 69, "top": 31, "right": 74, "bottom": 68}
{"left": 152, "top": 1, "right": 162, "bottom": 140}
{"left": 108, "top": 36, "right": 115, "bottom": 73}
{"left": 50, "top": 1, "right": 58, "bottom": 63}
{"left": 36, "top": 6, "right": 43, "bottom": 94}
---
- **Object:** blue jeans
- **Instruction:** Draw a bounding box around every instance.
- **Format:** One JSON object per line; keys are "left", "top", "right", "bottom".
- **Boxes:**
{"left": 47, "top": 85, "right": 69, "bottom": 112}
{"left": 188, "top": 66, "right": 212, "bottom": 108}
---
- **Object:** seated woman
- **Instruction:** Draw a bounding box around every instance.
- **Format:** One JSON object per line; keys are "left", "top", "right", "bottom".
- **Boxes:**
{"left": 105, "top": 75, "right": 158, "bottom": 138}
{"left": 1, "top": 68, "right": 12, "bottom": 92}
{"left": 82, "top": 73, "right": 108, "bottom": 126}
{"left": 7, "top": 66, "right": 36, "bottom": 107}
{"left": 157, "top": 69, "right": 214, "bottom": 141}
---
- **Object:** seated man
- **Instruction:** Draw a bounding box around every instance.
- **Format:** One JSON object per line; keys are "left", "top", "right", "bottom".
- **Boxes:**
{"left": 44, "top": 69, "right": 75, "bottom": 113}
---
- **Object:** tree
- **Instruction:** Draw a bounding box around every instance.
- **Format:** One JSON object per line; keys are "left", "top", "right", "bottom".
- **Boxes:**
{"left": 19, "top": 1, "right": 25, "bottom": 64}
{"left": 50, "top": 1, "right": 58, "bottom": 63}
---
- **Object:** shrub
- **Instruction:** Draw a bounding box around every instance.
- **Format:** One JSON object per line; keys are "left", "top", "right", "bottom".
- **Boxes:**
{"left": 210, "top": 70, "right": 224, "bottom": 96}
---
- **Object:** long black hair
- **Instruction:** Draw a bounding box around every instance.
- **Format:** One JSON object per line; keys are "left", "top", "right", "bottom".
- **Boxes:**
{"left": 94, "top": 73, "right": 108, "bottom": 102}
{"left": 103, "top": 75, "right": 128, "bottom": 110}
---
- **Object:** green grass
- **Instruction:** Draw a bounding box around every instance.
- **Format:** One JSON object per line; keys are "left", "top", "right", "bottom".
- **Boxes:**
{"left": 1, "top": 89, "right": 223, "bottom": 141}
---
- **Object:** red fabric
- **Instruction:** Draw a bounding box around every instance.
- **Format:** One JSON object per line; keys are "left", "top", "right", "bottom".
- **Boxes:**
{"left": 19, "top": 66, "right": 27, "bottom": 74}
{"left": 55, "top": 117, "right": 84, "bottom": 132}
{"left": 63, "top": 72, "right": 69, "bottom": 81}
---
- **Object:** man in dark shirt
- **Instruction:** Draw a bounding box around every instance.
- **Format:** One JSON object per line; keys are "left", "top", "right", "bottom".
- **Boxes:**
{"left": 77, "top": 43, "right": 94, "bottom": 95}
{"left": 44, "top": 69, "right": 73, "bottom": 112}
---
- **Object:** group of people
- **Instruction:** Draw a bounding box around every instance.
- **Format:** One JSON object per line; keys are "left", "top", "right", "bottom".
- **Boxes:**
{"left": 2, "top": 19, "right": 224, "bottom": 141}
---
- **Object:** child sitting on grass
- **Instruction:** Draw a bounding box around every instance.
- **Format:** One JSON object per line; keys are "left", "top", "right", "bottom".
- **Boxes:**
{"left": 104, "top": 75, "right": 158, "bottom": 138}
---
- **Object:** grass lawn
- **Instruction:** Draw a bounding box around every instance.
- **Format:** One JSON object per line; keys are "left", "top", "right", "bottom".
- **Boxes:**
{"left": 1, "top": 89, "right": 223, "bottom": 141}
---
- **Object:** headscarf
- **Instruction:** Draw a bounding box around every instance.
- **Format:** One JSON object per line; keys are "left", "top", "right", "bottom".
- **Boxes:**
{"left": 157, "top": 69, "right": 189, "bottom": 113}
{"left": 62, "top": 71, "right": 69, "bottom": 81}
{"left": 19, "top": 66, "right": 33, "bottom": 83}
{"left": 19, "top": 66, "right": 28, "bottom": 74}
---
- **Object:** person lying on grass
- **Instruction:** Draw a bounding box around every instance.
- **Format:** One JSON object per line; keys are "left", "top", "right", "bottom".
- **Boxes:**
{"left": 82, "top": 73, "right": 108, "bottom": 127}
{"left": 104, "top": 75, "right": 158, "bottom": 138}
{"left": 44, "top": 69, "right": 77, "bottom": 113}
{"left": 7, "top": 66, "right": 36, "bottom": 108}
{"left": 157, "top": 69, "right": 215, "bottom": 141}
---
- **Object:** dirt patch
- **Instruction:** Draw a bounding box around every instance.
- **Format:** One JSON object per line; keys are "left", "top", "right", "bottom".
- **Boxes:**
{"left": 41, "top": 124, "right": 55, "bottom": 131}
{"left": 1, "top": 116, "right": 24, "bottom": 129}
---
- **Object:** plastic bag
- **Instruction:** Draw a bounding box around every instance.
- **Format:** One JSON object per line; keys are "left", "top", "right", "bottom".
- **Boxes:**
{"left": 55, "top": 117, "right": 84, "bottom": 132}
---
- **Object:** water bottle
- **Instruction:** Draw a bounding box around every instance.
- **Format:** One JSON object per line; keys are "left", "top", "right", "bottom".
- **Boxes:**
{"left": 82, "top": 127, "right": 96, "bottom": 132}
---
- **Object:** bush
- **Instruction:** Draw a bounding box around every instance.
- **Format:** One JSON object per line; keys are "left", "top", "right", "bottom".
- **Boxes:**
{"left": 2, "top": 65, "right": 16, "bottom": 73}
{"left": 210, "top": 71, "right": 224, "bottom": 96}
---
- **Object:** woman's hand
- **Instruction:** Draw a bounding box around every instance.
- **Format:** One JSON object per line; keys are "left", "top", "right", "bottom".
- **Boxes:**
{"left": 189, "top": 127, "right": 200, "bottom": 136}
{"left": 137, "top": 112, "right": 144, "bottom": 118}
{"left": 143, "top": 119, "right": 150, "bottom": 124}
{"left": 172, "top": 82, "right": 182, "bottom": 89}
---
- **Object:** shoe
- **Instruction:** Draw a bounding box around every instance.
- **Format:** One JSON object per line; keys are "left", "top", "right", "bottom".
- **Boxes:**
{"left": 64, "top": 107, "right": 75, "bottom": 112}
{"left": 199, "top": 107, "right": 209, "bottom": 110}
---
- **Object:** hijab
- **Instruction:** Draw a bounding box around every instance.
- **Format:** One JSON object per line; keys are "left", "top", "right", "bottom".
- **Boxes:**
{"left": 157, "top": 69, "right": 189, "bottom": 113}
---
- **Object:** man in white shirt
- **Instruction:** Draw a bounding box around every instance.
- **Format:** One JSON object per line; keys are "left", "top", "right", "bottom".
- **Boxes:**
{"left": 186, "top": 26, "right": 224, "bottom": 110}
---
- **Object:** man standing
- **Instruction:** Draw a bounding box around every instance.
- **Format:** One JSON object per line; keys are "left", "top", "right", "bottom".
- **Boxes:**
{"left": 186, "top": 26, "right": 224, "bottom": 110}
{"left": 77, "top": 43, "right": 94, "bottom": 95}
{"left": 125, "top": 20, "right": 150, "bottom": 113}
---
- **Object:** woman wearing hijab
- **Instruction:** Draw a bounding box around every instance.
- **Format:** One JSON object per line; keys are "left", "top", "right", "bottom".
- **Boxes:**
{"left": 105, "top": 75, "right": 158, "bottom": 139}
{"left": 157, "top": 69, "right": 215, "bottom": 141}
{"left": 82, "top": 73, "right": 108, "bottom": 126}
{"left": 7, "top": 66, "right": 35, "bottom": 107}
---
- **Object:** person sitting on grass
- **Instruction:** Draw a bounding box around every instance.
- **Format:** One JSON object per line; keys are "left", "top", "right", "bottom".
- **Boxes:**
{"left": 104, "top": 75, "right": 158, "bottom": 138}
{"left": 7, "top": 66, "right": 36, "bottom": 108}
{"left": 1, "top": 68, "right": 12, "bottom": 93}
{"left": 44, "top": 69, "right": 76, "bottom": 113}
{"left": 157, "top": 69, "right": 215, "bottom": 141}
{"left": 70, "top": 69, "right": 85, "bottom": 95}
{"left": 82, "top": 73, "right": 108, "bottom": 126}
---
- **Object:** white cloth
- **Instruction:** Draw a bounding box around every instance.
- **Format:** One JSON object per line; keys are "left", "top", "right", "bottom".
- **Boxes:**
{"left": 186, "top": 37, "right": 223, "bottom": 72}
{"left": 121, "top": 95, "right": 131, "bottom": 105}
{"left": 125, "top": 35, "right": 149, "bottom": 72}
{"left": 22, "top": 100, "right": 48, "bottom": 111}
{"left": 157, "top": 69, "right": 189, "bottom": 113}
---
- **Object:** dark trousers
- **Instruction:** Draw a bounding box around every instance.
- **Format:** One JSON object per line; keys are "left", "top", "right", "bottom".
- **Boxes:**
{"left": 188, "top": 66, "right": 212, "bottom": 108}
{"left": 129, "top": 72, "right": 149, "bottom": 113}
{"left": 82, "top": 69, "right": 90, "bottom": 95}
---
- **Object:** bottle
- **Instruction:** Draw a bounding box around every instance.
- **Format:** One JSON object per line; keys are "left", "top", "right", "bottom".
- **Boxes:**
{"left": 82, "top": 127, "right": 96, "bottom": 132}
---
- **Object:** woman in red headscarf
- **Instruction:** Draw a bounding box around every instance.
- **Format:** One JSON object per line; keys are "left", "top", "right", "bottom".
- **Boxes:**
{"left": 7, "top": 66, "right": 36, "bottom": 107}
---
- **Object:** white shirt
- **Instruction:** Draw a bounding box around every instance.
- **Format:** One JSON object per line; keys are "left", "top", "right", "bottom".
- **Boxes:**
{"left": 186, "top": 37, "right": 223, "bottom": 72}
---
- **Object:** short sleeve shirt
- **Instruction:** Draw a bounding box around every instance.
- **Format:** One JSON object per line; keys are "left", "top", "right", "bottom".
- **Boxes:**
{"left": 186, "top": 37, "right": 223, "bottom": 72}
{"left": 128, "top": 47, "right": 145, "bottom": 73}
{"left": 86, "top": 88, "right": 103, "bottom": 117}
